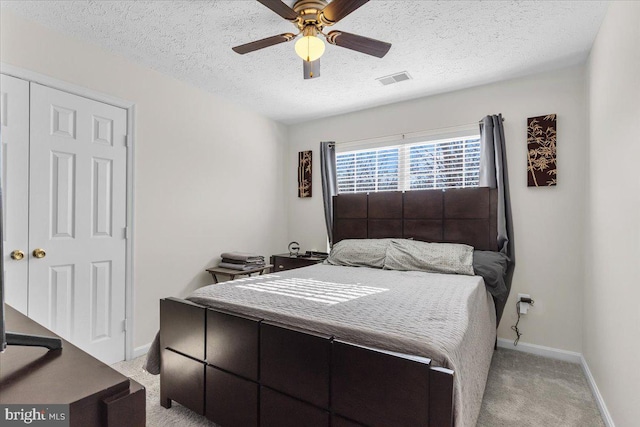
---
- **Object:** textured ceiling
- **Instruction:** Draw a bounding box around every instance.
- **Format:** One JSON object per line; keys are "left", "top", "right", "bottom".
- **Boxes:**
{"left": 2, "top": 1, "right": 609, "bottom": 124}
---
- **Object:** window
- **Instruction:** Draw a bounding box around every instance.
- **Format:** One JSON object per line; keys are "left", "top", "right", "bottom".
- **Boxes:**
{"left": 336, "top": 147, "right": 399, "bottom": 193}
{"left": 336, "top": 134, "right": 481, "bottom": 194}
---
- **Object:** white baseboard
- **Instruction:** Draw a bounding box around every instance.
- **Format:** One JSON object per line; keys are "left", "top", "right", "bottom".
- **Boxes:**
{"left": 132, "top": 343, "right": 151, "bottom": 359}
{"left": 580, "top": 355, "right": 616, "bottom": 427}
{"left": 496, "top": 338, "right": 582, "bottom": 363}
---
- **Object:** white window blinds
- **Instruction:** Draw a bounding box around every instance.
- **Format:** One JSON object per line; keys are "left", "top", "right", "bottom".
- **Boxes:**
{"left": 336, "top": 133, "right": 481, "bottom": 194}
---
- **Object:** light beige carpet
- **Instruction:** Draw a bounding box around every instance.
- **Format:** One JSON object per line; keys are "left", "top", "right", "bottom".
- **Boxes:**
{"left": 477, "top": 348, "right": 605, "bottom": 427}
{"left": 112, "top": 347, "right": 606, "bottom": 426}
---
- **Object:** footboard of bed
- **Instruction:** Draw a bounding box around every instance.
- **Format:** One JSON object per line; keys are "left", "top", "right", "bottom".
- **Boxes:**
{"left": 159, "top": 297, "right": 454, "bottom": 427}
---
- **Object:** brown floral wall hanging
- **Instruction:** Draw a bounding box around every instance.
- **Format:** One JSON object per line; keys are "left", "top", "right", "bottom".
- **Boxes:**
{"left": 298, "top": 150, "right": 312, "bottom": 197}
{"left": 527, "top": 114, "right": 557, "bottom": 187}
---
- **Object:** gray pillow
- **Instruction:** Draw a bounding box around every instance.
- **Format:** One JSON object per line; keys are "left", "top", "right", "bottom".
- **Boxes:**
{"left": 384, "top": 239, "right": 475, "bottom": 275}
{"left": 325, "top": 239, "right": 391, "bottom": 269}
{"left": 473, "top": 250, "right": 510, "bottom": 300}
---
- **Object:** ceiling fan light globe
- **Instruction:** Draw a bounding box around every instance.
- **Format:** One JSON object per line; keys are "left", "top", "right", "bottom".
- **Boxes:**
{"left": 295, "top": 36, "right": 325, "bottom": 62}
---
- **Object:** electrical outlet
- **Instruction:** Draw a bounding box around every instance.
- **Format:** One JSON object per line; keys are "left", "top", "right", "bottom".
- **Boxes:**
{"left": 518, "top": 293, "right": 531, "bottom": 314}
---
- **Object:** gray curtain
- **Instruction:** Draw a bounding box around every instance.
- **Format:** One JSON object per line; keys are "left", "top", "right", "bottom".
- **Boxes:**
{"left": 320, "top": 141, "right": 337, "bottom": 245}
{"left": 479, "top": 114, "right": 515, "bottom": 324}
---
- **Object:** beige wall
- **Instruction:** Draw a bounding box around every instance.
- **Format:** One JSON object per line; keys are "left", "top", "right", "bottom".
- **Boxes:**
{"left": 287, "top": 66, "right": 588, "bottom": 351}
{"left": 0, "top": 10, "right": 289, "bottom": 350}
{"left": 585, "top": 1, "right": 640, "bottom": 425}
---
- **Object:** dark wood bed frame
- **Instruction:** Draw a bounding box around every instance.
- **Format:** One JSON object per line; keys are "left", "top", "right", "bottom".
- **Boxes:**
{"left": 159, "top": 187, "right": 498, "bottom": 427}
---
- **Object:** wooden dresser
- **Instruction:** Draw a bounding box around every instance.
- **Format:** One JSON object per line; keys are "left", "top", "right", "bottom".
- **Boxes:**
{"left": 0, "top": 305, "right": 145, "bottom": 427}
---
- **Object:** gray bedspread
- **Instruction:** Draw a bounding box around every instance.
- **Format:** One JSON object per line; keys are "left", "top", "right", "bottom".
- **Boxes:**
{"left": 146, "top": 263, "right": 496, "bottom": 427}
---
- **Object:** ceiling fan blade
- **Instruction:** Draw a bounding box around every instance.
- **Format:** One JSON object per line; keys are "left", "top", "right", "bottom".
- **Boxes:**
{"left": 232, "top": 33, "right": 296, "bottom": 54}
{"left": 320, "top": 0, "right": 369, "bottom": 25}
{"left": 326, "top": 31, "right": 391, "bottom": 58}
{"left": 257, "top": 0, "right": 299, "bottom": 21}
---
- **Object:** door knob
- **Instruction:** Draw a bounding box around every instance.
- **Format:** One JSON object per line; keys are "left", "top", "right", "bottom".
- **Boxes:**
{"left": 10, "top": 250, "right": 25, "bottom": 260}
{"left": 33, "top": 248, "right": 46, "bottom": 259}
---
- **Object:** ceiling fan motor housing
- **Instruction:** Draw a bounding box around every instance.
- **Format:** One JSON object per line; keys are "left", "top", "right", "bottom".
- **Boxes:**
{"left": 293, "top": 0, "right": 329, "bottom": 14}
{"left": 293, "top": 0, "right": 329, "bottom": 31}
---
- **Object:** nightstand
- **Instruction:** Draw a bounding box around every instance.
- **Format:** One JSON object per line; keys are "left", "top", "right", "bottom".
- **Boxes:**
{"left": 270, "top": 253, "right": 325, "bottom": 272}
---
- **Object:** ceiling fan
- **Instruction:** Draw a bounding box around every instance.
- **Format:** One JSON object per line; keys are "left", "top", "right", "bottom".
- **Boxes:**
{"left": 232, "top": 0, "right": 392, "bottom": 79}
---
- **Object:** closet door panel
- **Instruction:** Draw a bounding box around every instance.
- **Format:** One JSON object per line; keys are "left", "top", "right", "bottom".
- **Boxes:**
{"left": 0, "top": 74, "right": 30, "bottom": 314}
{"left": 28, "top": 83, "right": 127, "bottom": 364}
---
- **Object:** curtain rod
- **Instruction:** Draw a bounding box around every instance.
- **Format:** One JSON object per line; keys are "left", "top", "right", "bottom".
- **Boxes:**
{"left": 335, "top": 122, "right": 480, "bottom": 146}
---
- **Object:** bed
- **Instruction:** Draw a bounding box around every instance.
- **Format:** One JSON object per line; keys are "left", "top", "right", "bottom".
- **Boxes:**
{"left": 153, "top": 187, "right": 508, "bottom": 427}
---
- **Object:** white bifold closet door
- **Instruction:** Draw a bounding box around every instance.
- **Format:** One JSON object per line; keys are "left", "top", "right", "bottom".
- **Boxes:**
{"left": 1, "top": 74, "right": 30, "bottom": 315}
{"left": 1, "top": 74, "right": 128, "bottom": 364}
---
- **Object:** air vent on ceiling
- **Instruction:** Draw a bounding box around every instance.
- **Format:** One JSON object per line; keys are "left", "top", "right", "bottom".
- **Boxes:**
{"left": 376, "top": 71, "right": 412, "bottom": 86}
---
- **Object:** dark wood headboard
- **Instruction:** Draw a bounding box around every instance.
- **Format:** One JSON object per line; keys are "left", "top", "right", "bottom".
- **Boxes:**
{"left": 332, "top": 187, "right": 498, "bottom": 251}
